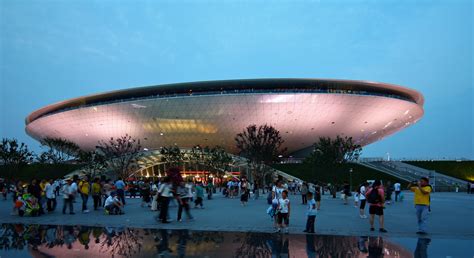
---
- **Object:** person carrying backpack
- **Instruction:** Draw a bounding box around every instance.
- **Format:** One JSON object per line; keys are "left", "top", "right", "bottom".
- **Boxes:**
{"left": 365, "top": 180, "right": 387, "bottom": 232}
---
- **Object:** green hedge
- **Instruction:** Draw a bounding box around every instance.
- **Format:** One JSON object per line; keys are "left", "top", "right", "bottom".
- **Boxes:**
{"left": 0, "top": 164, "right": 83, "bottom": 181}
{"left": 404, "top": 161, "right": 474, "bottom": 181}
{"left": 271, "top": 163, "right": 408, "bottom": 186}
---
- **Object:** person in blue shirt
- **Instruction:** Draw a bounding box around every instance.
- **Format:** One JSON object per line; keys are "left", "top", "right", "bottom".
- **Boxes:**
{"left": 114, "top": 178, "right": 126, "bottom": 205}
{"left": 303, "top": 192, "right": 317, "bottom": 233}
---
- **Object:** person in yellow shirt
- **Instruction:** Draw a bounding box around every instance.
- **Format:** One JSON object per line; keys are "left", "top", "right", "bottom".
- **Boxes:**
{"left": 408, "top": 177, "right": 432, "bottom": 235}
{"left": 91, "top": 178, "right": 102, "bottom": 210}
{"left": 78, "top": 176, "right": 90, "bottom": 213}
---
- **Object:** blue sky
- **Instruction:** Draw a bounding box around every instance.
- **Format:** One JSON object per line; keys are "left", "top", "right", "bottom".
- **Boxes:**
{"left": 0, "top": 0, "right": 472, "bottom": 159}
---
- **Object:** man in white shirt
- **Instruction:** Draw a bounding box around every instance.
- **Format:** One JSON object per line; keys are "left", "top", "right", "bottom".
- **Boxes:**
{"left": 62, "top": 179, "right": 75, "bottom": 215}
{"left": 104, "top": 192, "right": 123, "bottom": 215}
{"left": 44, "top": 179, "right": 57, "bottom": 212}
{"left": 70, "top": 175, "right": 78, "bottom": 200}
{"left": 359, "top": 182, "right": 369, "bottom": 218}
{"left": 394, "top": 182, "right": 401, "bottom": 202}
{"left": 158, "top": 177, "right": 173, "bottom": 223}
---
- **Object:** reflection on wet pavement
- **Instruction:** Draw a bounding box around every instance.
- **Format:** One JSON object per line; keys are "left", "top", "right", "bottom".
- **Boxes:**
{"left": 0, "top": 224, "right": 472, "bottom": 257}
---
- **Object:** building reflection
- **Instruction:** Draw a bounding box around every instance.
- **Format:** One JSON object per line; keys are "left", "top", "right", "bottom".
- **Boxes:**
{"left": 0, "top": 224, "right": 413, "bottom": 257}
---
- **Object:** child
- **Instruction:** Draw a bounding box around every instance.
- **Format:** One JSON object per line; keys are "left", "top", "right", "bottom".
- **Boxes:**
{"left": 194, "top": 183, "right": 204, "bottom": 209}
{"left": 276, "top": 190, "right": 291, "bottom": 234}
{"left": 304, "top": 192, "right": 317, "bottom": 233}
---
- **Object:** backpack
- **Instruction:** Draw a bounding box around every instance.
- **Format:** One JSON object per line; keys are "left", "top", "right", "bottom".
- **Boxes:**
{"left": 367, "top": 188, "right": 381, "bottom": 204}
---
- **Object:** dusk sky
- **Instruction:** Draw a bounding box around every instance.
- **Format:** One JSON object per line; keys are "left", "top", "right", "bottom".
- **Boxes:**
{"left": 1, "top": 0, "right": 472, "bottom": 159}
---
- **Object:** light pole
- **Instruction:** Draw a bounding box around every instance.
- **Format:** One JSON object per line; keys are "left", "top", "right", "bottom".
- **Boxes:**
{"left": 313, "top": 149, "right": 322, "bottom": 182}
{"left": 349, "top": 168, "right": 353, "bottom": 192}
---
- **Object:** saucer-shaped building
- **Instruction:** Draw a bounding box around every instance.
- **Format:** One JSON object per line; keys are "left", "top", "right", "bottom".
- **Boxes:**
{"left": 25, "top": 79, "right": 424, "bottom": 154}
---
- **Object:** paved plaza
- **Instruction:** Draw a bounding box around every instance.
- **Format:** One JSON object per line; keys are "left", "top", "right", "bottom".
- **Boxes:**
{"left": 1, "top": 191, "right": 473, "bottom": 239}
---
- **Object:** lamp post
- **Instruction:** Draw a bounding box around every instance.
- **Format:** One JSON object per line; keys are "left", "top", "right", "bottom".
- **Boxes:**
{"left": 313, "top": 149, "right": 322, "bottom": 182}
{"left": 349, "top": 168, "right": 353, "bottom": 192}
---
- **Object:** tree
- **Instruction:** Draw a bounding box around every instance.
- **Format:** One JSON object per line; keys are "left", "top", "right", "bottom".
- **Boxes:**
{"left": 306, "top": 136, "right": 362, "bottom": 165}
{"left": 189, "top": 145, "right": 205, "bottom": 170}
{"left": 96, "top": 134, "right": 143, "bottom": 179}
{"left": 189, "top": 145, "right": 233, "bottom": 176}
{"left": 235, "top": 124, "right": 286, "bottom": 184}
{"left": 0, "top": 138, "right": 35, "bottom": 179}
{"left": 160, "top": 146, "right": 184, "bottom": 166}
{"left": 78, "top": 150, "right": 107, "bottom": 179}
{"left": 207, "top": 146, "right": 233, "bottom": 176}
{"left": 38, "top": 137, "right": 80, "bottom": 164}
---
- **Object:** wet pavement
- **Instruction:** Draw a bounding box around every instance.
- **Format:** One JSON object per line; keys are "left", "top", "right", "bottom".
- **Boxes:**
{"left": 2, "top": 223, "right": 472, "bottom": 257}
{"left": 1, "top": 192, "right": 473, "bottom": 239}
{"left": 1, "top": 192, "right": 473, "bottom": 257}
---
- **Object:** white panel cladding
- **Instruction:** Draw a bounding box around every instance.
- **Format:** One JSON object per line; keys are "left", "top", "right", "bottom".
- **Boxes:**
{"left": 26, "top": 93, "right": 424, "bottom": 154}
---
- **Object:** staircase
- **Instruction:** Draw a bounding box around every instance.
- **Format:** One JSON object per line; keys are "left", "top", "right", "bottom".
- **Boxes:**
{"left": 359, "top": 161, "right": 468, "bottom": 192}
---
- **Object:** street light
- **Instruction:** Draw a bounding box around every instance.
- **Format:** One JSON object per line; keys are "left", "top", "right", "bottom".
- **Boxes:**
{"left": 349, "top": 168, "right": 353, "bottom": 192}
{"left": 312, "top": 149, "right": 323, "bottom": 182}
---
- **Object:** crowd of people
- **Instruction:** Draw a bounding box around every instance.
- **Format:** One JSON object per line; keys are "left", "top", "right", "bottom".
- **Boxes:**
{"left": 0, "top": 174, "right": 255, "bottom": 225}
{"left": 262, "top": 176, "right": 434, "bottom": 236}
{"left": 0, "top": 173, "right": 435, "bottom": 236}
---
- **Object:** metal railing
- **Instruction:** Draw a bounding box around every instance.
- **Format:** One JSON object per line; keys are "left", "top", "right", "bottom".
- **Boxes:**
{"left": 359, "top": 161, "right": 468, "bottom": 192}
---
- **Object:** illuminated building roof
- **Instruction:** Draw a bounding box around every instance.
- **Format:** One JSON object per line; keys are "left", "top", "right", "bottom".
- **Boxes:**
{"left": 25, "top": 78, "right": 424, "bottom": 154}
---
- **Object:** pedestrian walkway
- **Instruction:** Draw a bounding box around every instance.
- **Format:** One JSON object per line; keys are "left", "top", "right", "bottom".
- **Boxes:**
{"left": 1, "top": 191, "right": 473, "bottom": 239}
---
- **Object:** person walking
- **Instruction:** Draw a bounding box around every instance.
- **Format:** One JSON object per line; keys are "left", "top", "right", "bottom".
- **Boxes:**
{"left": 176, "top": 181, "right": 193, "bottom": 222}
{"left": 394, "top": 182, "right": 401, "bottom": 202}
{"left": 71, "top": 175, "right": 79, "bottom": 204}
{"left": 385, "top": 181, "right": 393, "bottom": 205}
{"left": 158, "top": 177, "right": 173, "bottom": 223}
{"left": 79, "top": 176, "right": 90, "bottom": 213}
{"left": 315, "top": 184, "right": 321, "bottom": 210}
{"left": 240, "top": 178, "right": 249, "bottom": 206}
{"left": 91, "top": 178, "right": 101, "bottom": 210}
{"left": 301, "top": 183, "right": 308, "bottom": 205}
{"left": 354, "top": 188, "right": 359, "bottom": 208}
{"left": 44, "top": 179, "right": 57, "bottom": 212}
{"left": 114, "top": 178, "right": 126, "bottom": 205}
{"left": 408, "top": 177, "right": 432, "bottom": 235}
{"left": 303, "top": 192, "right": 317, "bottom": 233}
{"left": 194, "top": 182, "right": 205, "bottom": 209}
{"left": 342, "top": 181, "right": 351, "bottom": 205}
{"left": 366, "top": 180, "right": 387, "bottom": 232}
{"left": 151, "top": 180, "right": 159, "bottom": 211}
{"left": 206, "top": 180, "right": 214, "bottom": 200}
{"left": 253, "top": 181, "right": 260, "bottom": 200}
{"left": 62, "top": 179, "right": 75, "bottom": 214}
{"left": 359, "top": 182, "right": 368, "bottom": 219}
{"left": 140, "top": 180, "right": 151, "bottom": 208}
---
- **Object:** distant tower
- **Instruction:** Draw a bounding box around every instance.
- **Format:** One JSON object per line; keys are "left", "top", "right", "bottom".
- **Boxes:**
{"left": 386, "top": 152, "right": 391, "bottom": 161}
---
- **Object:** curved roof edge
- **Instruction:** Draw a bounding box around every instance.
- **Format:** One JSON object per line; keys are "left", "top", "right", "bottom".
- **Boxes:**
{"left": 25, "top": 78, "right": 424, "bottom": 125}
